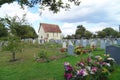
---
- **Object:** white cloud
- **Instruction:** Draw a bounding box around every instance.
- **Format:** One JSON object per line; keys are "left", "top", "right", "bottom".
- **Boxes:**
{"left": 61, "top": 23, "right": 76, "bottom": 36}
{"left": 0, "top": 2, "right": 42, "bottom": 25}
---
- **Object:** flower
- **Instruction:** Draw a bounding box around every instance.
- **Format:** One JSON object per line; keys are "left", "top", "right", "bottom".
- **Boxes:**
{"left": 107, "top": 58, "right": 115, "bottom": 61}
{"left": 64, "top": 73, "right": 73, "bottom": 80}
{"left": 77, "top": 69, "right": 88, "bottom": 76}
{"left": 90, "top": 67, "right": 98, "bottom": 74}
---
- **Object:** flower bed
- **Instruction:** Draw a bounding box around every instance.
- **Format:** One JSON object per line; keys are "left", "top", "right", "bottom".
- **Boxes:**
{"left": 63, "top": 54, "right": 116, "bottom": 80}
{"left": 74, "top": 46, "right": 91, "bottom": 55}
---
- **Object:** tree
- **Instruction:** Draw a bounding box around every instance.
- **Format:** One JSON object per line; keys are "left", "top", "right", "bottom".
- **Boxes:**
{"left": 0, "top": 20, "right": 8, "bottom": 38}
{"left": 0, "top": 0, "right": 81, "bottom": 13}
{"left": 103, "top": 27, "right": 118, "bottom": 38}
{"left": 21, "top": 25, "right": 38, "bottom": 39}
{"left": 4, "top": 15, "right": 37, "bottom": 39}
{"left": 96, "top": 31, "right": 106, "bottom": 38}
{"left": 75, "top": 25, "right": 86, "bottom": 38}
{"left": 2, "top": 35, "right": 22, "bottom": 61}
{"left": 84, "top": 30, "right": 92, "bottom": 39}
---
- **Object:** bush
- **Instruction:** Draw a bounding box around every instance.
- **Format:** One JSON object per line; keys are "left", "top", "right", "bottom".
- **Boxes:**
{"left": 37, "top": 51, "right": 49, "bottom": 62}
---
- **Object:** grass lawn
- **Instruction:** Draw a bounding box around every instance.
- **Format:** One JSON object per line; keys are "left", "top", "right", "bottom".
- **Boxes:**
{"left": 0, "top": 43, "right": 120, "bottom": 80}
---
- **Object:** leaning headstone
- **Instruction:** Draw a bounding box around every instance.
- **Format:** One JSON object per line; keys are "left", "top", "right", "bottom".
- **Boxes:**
{"left": 106, "top": 45, "right": 120, "bottom": 64}
{"left": 68, "top": 41, "right": 74, "bottom": 55}
{"left": 62, "top": 42, "right": 67, "bottom": 48}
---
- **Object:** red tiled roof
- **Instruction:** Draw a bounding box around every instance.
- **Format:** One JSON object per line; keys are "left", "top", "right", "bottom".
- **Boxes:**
{"left": 39, "top": 23, "right": 62, "bottom": 33}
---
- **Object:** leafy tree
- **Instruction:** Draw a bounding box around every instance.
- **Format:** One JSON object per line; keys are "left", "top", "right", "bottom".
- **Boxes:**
{"left": 116, "top": 32, "right": 120, "bottom": 38}
{"left": 96, "top": 31, "right": 106, "bottom": 38}
{"left": 4, "top": 15, "right": 37, "bottom": 39}
{"left": 84, "top": 30, "right": 92, "bottom": 39}
{"left": 0, "top": 20, "right": 8, "bottom": 38}
{"left": 0, "top": 0, "right": 81, "bottom": 13}
{"left": 2, "top": 35, "right": 22, "bottom": 61}
{"left": 75, "top": 25, "right": 86, "bottom": 38}
{"left": 21, "top": 25, "right": 38, "bottom": 39}
{"left": 103, "top": 27, "right": 118, "bottom": 38}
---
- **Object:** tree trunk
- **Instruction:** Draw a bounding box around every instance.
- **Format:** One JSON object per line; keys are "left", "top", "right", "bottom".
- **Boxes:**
{"left": 12, "top": 52, "right": 16, "bottom": 61}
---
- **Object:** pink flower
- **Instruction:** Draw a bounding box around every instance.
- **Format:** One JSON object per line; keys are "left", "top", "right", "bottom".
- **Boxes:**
{"left": 77, "top": 69, "right": 88, "bottom": 76}
{"left": 91, "top": 67, "right": 98, "bottom": 74}
{"left": 64, "top": 73, "right": 72, "bottom": 80}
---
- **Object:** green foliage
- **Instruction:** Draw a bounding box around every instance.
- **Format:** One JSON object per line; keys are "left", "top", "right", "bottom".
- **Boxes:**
{"left": 38, "top": 50, "right": 49, "bottom": 62}
{"left": 0, "top": 0, "right": 81, "bottom": 13}
{"left": 2, "top": 15, "right": 37, "bottom": 39}
{"left": 2, "top": 35, "right": 23, "bottom": 61}
{"left": 84, "top": 30, "right": 92, "bottom": 39}
{"left": 0, "top": 44, "right": 120, "bottom": 80}
{"left": 97, "top": 31, "right": 106, "bottom": 38}
{"left": 0, "top": 18, "right": 8, "bottom": 38}
{"left": 75, "top": 25, "right": 86, "bottom": 38}
{"left": 103, "top": 27, "right": 118, "bottom": 38}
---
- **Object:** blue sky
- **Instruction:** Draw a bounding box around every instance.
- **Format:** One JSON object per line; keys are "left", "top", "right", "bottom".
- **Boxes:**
{"left": 0, "top": 0, "right": 120, "bottom": 36}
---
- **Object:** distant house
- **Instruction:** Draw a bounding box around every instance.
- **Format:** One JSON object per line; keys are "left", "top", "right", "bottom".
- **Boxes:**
{"left": 38, "top": 23, "right": 62, "bottom": 42}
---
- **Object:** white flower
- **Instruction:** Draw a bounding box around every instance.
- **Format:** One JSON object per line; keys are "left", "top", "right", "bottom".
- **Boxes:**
{"left": 107, "top": 58, "right": 115, "bottom": 61}
{"left": 106, "top": 63, "right": 111, "bottom": 67}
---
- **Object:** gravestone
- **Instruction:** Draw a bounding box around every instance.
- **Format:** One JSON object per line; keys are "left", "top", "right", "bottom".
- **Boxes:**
{"left": 49, "top": 39, "right": 55, "bottom": 43}
{"left": 100, "top": 39, "right": 105, "bottom": 49}
{"left": 105, "top": 39, "right": 113, "bottom": 47}
{"left": 40, "top": 39, "right": 44, "bottom": 44}
{"left": 75, "top": 40, "right": 80, "bottom": 46}
{"left": 117, "top": 39, "right": 120, "bottom": 45}
{"left": 68, "top": 41, "right": 74, "bottom": 55}
{"left": 113, "top": 39, "right": 117, "bottom": 45}
{"left": 62, "top": 42, "right": 67, "bottom": 48}
{"left": 106, "top": 45, "right": 120, "bottom": 64}
{"left": 83, "top": 39, "right": 87, "bottom": 47}
{"left": 32, "top": 39, "right": 36, "bottom": 44}
{"left": 90, "top": 40, "right": 96, "bottom": 48}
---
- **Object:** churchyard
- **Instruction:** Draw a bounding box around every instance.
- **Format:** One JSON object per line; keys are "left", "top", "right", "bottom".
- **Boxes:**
{"left": 0, "top": 38, "right": 120, "bottom": 80}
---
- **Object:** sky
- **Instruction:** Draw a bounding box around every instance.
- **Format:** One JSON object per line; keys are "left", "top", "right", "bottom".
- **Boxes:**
{"left": 0, "top": 0, "right": 120, "bottom": 37}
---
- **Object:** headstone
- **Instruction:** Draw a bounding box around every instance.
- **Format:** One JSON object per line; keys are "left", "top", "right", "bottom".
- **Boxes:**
{"left": 113, "top": 39, "right": 117, "bottom": 45}
{"left": 68, "top": 41, "right": 74, "bottom": 55}
{"left": 68, "top": 40, "right": 73, "bottom": 46}
{"left": 75, "top": 40, "right": 80, "bottom": 46}
{"left": 106, "top": 45, "right": 120, "bottom": 64}
{"left": 40, "top": 39, "right": 45, "bottom": 44}
{"left": 117, "top": 39, "right": 120, "bottom": 45}
{"left": 90, "top": 40, "right": 96, "bottom": 48}
{"left": 62, "top": 42, "right": 67, "bottom": 48}
{"left": 105, "top": 39, "right": 112, "bottom": 47}
{"left": 83, "top": 39, "right": 87, "bottom": 47}
{"left": 100, "top": 39, "right": 105, "bottom": 49}
{"left": 33, "top": 39, "right": 36, "bottom": 44}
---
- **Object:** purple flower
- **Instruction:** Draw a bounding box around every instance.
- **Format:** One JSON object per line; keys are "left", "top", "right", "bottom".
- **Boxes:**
{"left": 64, "top": 73, "right": 72, "bottom": 80}
{"left": 77, "top": 69, "right": 88, "bottom": 76}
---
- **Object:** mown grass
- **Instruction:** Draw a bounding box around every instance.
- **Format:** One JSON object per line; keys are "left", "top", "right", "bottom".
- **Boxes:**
{"left": 0, "top": 43, "right": 120, "bottom": 80}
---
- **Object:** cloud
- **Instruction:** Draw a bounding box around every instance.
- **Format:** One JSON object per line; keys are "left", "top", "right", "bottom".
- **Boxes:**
{"left": 0, "top": 2, "right": 42, "bottom": 25}
{"left": 61, "top": 23, "right": 76, "bottom": 36}
{"left": 42, "top": 0, "right": 120, "bottom": 24}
